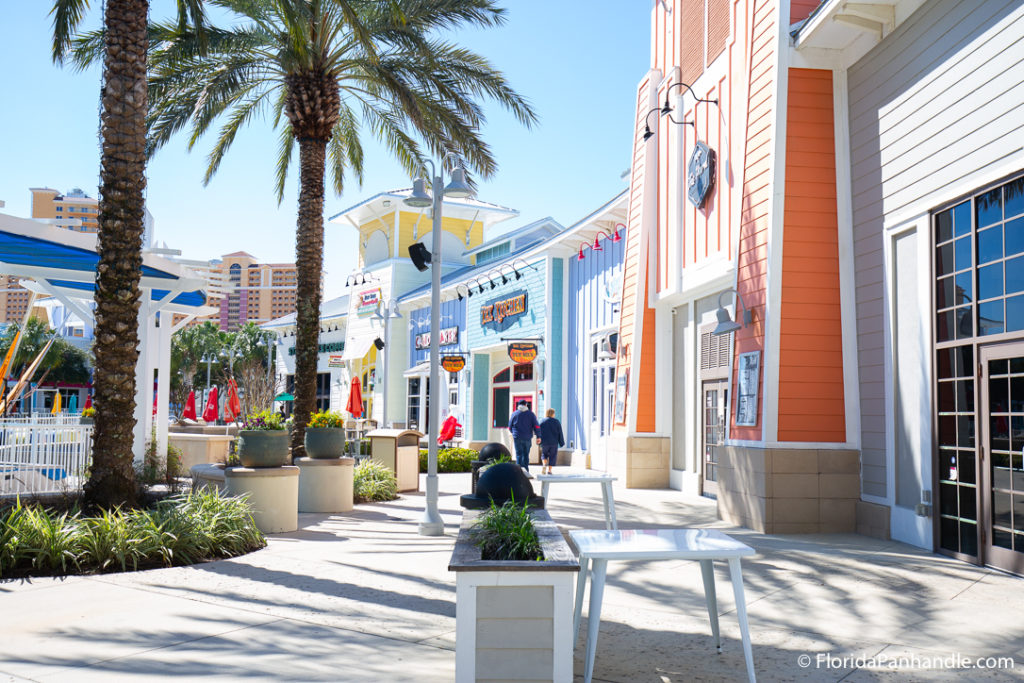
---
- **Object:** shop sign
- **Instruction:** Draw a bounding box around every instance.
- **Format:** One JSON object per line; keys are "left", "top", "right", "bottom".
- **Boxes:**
{"left": 415, "top": 326, "right": 459, "bottom": 350}
{"left": 687, "top": 141, "right": 716, "bottom": 209}
{"left": 507, "top": 342, "right": 538, "bottom": 364}
{"left": 441, "top": 355, "right": 466, "bottom": 372}
{"left": 480, "top": 290, "right": 528, "bottom": 331}
{"left": 735, "top": 351, "right": 760, "bottom": 427}
{"left": 288, "top": 341, "right": 344, "bottom": 356}
{"left": 356, "top": 288, "right": 382, "bottom": 317}
{"left": 328, "top": 354, "right": 345, "bottom": 368}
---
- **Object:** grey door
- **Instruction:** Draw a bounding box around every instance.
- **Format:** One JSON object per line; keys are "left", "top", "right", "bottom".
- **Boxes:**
{"left": 702, "top": 380, "right": 728, "bottom": 498}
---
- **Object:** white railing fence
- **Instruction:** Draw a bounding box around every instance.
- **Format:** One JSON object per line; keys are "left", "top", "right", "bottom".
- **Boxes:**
{"left": 0, "top": 416, "right": 93, "bottom": 496}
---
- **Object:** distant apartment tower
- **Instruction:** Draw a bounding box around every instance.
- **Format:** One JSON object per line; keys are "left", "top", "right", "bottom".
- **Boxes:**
{"left": 30, "top": 187, "right": 99, "bottom": 232}
{"left": 211, "top": 252, "right": 297, "bottom": 331}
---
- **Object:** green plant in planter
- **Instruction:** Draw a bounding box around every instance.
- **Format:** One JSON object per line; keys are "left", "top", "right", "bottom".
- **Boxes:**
{"left": 237, "top": 410, "right": 289, "bottom": 468}
{"left": 304, "top": 410, "right": 347, "bottom": 459}
{"left": 472, "top": 497, "right": 542, "bottom": 562}
{"left": 80, "top": 407, "right": 96, "bottom": 424}
{"left": 353, "top": 460, "right": 398, "bottom": 503}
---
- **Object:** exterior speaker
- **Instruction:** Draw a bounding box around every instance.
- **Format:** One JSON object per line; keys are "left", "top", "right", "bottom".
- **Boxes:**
{"left": 408, "top": 242, "right": 431, "bottom": 272}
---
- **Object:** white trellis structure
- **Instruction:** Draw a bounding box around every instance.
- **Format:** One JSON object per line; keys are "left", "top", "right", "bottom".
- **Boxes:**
{"left": 0, "top": 417, "right": 93, "bottom": 495}
{"left": 0, "top": 212, "right": 216, "bottom": 467}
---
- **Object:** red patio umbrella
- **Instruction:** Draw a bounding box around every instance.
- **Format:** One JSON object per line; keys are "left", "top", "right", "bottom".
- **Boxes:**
{"left": 84, "top": 395, "right": 92, "bottom": 410}
{"left": 223, "top": 379, "right": 242, "bottom": 423}
{"left": 182, "top": 390, "right": 197, "bottom": 420}
{"left": 202, "top": 386, "right": 219, "bottom": 423}
{"left": 438, "top": 415, "right": 461, "bottom": 445}
{"left": 346, "top": 378, "right": 363, "bottom": 418}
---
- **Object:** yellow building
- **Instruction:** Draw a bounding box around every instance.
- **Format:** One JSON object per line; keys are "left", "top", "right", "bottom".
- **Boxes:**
{"left": 209, "top": 252, "right": 298, "bottom": 331}
{"left": 30, "top": 187, "right": 99, "bottom": 233}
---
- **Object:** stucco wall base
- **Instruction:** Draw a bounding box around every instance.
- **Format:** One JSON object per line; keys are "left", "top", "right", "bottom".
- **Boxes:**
{"left": 856, "top": 500, "right": 892, "bottom": 540}
{"left": 717, "top": 447, "right": 861, "bottom": 534}
{"left": 606, "top": 433, "right": 671, "bottom": 488}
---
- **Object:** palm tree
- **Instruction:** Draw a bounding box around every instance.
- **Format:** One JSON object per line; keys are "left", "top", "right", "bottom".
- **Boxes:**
{"left": 51, "top": 0, "right": 206, "bottom": 508}
{"left": 141, "top": 0, "right": 536, "bottom": 456}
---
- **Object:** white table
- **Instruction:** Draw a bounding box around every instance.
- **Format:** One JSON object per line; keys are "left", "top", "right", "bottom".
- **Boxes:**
{"left": 536, "top": 471, "right": 618, "bottom": 530}
{"left": 570, "top": 528, "right": 757, "bottom": 683}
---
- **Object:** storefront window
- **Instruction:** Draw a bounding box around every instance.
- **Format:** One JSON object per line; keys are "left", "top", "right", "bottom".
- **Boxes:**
{"left": 407, "top": 377, "right": 420, "bottom": 430}
{"left": 492, "top": 367, "right": 509, "bottom": 428}
{"left": 513, "top": 363, "right": 533, "bottom": 381}
{"left": 316, "top": 373, "right": 330, "bottom": 412}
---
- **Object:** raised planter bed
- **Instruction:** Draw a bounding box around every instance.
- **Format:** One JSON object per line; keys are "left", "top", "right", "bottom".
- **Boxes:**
{"left": 449, "top": 508, "right": 579, "bottom": 683}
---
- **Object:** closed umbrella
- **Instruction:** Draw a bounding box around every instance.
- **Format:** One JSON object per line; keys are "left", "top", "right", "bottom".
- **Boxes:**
{"left": 182, "top": 390, "right": 197, "bottom": 420}
{"left": 51, "top": 391, "right": 62, "bottom": 414}
{"left": 84, "top": 394, "right": 92, "bottom": 410}
{"left": 346, "top": 379, "right": 363, "bottom": 418}
{"left": 202, "top": 386, "right": 219, "bottom": 423}
{"left": 68, "top": 393, "right": 78, "bottom": 413}
{"left": 224, "top": 379, "right": 242, "bottom": 423}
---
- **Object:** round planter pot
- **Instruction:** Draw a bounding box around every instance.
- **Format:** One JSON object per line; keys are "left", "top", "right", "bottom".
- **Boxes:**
{"left": 79, "top": 417, "right": 94, "bottom": 426}
{"left": 237, "top": 429, "right": 290, "bottom": 468}
{"left": 304, "top": 427, "right": 347, "bottom": 459}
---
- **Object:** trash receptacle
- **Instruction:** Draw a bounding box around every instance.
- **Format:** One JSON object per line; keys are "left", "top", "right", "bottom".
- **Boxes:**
{"left": 365, "top": 429, "right": 424, "bottom": 492}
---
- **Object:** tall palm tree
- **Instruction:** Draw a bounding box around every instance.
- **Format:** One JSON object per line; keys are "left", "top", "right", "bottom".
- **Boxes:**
{"left": 51, "top": 0, "right": 205, "bottom": 508}
{"left": 141, "top": 0, "right": 535, "bottom": 456}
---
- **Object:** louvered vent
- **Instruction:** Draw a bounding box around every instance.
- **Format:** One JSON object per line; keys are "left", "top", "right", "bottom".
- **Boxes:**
{"left": 700, "top": 329, "right": 732, "bottom": 375}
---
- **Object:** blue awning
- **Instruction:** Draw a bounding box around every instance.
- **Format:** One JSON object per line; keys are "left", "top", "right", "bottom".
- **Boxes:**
{"left": 0, "top": 230, "right": 174, "bottom": 279}
{"left": 49, "top": 279, "right": 207, "bottom": 307}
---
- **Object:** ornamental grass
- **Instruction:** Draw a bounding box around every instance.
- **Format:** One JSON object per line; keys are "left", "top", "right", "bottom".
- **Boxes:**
{"left": 353, "top": 460, "right": 399, "bottom": 503}
{"left": 0, "top": 489, "right": 265, "bottom": 579}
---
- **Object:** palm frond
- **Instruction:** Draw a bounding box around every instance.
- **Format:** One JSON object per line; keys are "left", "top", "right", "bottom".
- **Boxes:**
{"left": 273, "top": 124, "right": 296, "bottom": 203}
{"left": 50, "top": 0, "right": 91, "bottom": 64}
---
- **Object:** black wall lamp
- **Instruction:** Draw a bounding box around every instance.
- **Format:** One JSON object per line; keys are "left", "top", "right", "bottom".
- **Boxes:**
{"left": 643, "top": 80, "right": 719, "bottom": 141}
{"left": 456, "top": 284, "right": 471, "bottom": 301}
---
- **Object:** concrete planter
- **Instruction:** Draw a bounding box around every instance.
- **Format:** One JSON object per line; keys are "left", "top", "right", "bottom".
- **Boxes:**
{"left": 449, "top": 509, "right": 579, "bottom": 683}
{"left": 296, "top": 456, "right": 354, "bottom": 512}
{"left": 303, "top": 427, "right": 346, "bottom": 459}
{"left": 224, "top": 465, "right": 299, "bottom": 534}
{"left": 237, "top": 430, "right": 289, "bottom": 468}
{"left": 169, "top": 433, "right": 233, "bottom": 470}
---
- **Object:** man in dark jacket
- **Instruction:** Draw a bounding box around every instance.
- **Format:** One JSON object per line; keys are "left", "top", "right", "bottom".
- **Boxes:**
{"left": 508, "top": 400, "right": 540, "bottom": 470}
{"left": 537, "top": 408, "right": 565, "bottom": 475}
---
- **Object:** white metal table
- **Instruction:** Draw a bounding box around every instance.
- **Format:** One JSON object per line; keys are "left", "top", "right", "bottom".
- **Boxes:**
{"left": 570, "top": 528, "right": 757, "bottom": 683}
{"left": 536, "top": 471, "right": 618, "bottom": 530}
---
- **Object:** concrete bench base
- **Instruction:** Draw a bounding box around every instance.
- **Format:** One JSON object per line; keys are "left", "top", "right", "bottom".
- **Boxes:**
{"left": 190, "top": 463, "right": 226, "bottom": 493}
{"left": 296, "top": 457, "right": 355, "bottom": 513}
{"left": 225, "top": 466, "right": 299, "bottom": 534}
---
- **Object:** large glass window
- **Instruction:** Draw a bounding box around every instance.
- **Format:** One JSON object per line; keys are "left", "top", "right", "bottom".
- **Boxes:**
{"left": 407, "top": 377, "right": 420, "bottom": 430}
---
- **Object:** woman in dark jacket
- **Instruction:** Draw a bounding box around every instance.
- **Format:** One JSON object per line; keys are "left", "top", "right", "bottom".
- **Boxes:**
{"left": 537, "top": 408, "right": 565, "bottom": 475}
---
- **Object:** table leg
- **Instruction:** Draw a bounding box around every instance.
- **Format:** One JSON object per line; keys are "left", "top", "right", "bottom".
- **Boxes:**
{"left": 583, "top": 559, "right": 608, "bottom": 683}
{"left": 699, "top": 559, "right": 721, "bottom": 652}
{"left": 728, "top": 558, "right": 756, "bottom": 683}
{"left": 573, "top": 555, "right": 589, "bottom": 642}
{"left": 541, "top": 481, "right": 550, "bottom": 501}
{"left": 601, "top": 481, "right": 618, "bottom": 530}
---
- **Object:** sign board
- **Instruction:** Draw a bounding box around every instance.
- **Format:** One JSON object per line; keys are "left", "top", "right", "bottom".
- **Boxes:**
{"left": 480, "top": 290, "right": 528, "bottom": 331}
{"left": 687, "top": 141, "right": 716, "bottom": 209}
{"left": 328, "top": 354, "right": 345, "bottom": 368}
{"left": 735, "top": 351, "right": 761, "bottom": 427}
{"left": 507, "top": 342, "right": 538, "bottom": 364}
{"left": 441, "top": 355, "right": 466, "bottom": 373}
{"left": 415, "top": 326, "right": 459, "bottom": 350}
{"left": 614, "top": 369, "right": 629, "bottom": 425}
{"left": 288, "top": 341, "right": 344, "bottom": 356}
{"left": 356, "top": 288, "right": 382, "bottom": 317}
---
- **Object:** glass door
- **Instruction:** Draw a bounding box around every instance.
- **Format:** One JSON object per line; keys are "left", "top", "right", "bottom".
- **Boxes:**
{"left": 980, "top": 343, "right": 1024, "bottom": 575}
{"left": 702, "top": 380, "right": 728, "bottom": 498}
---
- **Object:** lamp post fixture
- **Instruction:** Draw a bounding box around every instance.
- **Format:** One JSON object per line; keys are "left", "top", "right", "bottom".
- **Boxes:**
{"left": 404, "top": 154, "right": 473, "bottom": 536}
{"left": 201, "top": 352, "right": 217, "bottom": 411}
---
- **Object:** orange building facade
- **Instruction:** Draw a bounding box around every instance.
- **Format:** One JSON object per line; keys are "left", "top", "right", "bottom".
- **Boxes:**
{"left": 614, "top": 0, "right": 1024, "bottom": 577}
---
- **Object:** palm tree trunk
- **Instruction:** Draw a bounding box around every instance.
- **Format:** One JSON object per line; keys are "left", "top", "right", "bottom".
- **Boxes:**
{"left": 290, "top": 137, "right": 327, "bottom": 458}
{"left": 84, "top": 0, "right": 149, "bottom": 509}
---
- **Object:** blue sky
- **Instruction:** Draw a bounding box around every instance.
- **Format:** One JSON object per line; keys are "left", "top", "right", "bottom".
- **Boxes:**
{"left": 0, "top": 2, "right": 650, "bottom": 299}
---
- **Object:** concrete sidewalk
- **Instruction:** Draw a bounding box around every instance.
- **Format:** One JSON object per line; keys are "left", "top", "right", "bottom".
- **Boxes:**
{"left": 1, "top": 472, "right": 1021, "bottom": 682}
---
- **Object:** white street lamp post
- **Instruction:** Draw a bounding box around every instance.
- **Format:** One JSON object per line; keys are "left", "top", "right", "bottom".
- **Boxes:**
{"left": 380, "top": 300, "right": 402, "bottom": 428}
{"left": 405, "top": 155, "right": 472, "bottom": 536}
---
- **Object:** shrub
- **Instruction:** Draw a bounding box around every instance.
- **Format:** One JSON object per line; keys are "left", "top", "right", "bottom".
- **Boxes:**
{"left": 138, "top": 432, "right": 186, "bottom": 494}
{"left": 308, "top": 410, "right": 345, "bottom": 429}
{"left": 0, "top": 490, "right": 265, "bottom": 579}
{"left": 472, "top": 497, "right": 542, "bottom": 562}
{"left": 418, "top": 447, "right": 479, "bottom": 473}
{"left": 81, "top": 407, "right": 96, "bottom": 418}
{"left": 241, "top": 410, "right": 285, "bottom": 430}
{"left": 353, "top": 460, "right": 399, "bottom": 503}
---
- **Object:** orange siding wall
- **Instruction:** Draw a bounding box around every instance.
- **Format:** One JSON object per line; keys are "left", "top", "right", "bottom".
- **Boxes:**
{"left": 707, "top": 0, "right": 730, "bottom": 62}
{"left": 790, "top": 0, "right": 821, "bottom": 24}
{"left": 777, "top": 68, "right": 845, "bottom": 442}
{"left": 680, "top": 0, "right": 704, "bottom": 83}
{"left": 616, "top": 77, "right": 659, "bottom": 433}
{"left": 730, "top": 0, "right": 776, "bottom": 441}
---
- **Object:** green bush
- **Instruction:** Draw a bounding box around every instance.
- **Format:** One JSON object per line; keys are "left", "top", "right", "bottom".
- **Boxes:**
{"left": 0, "top": 490, "right": 265, "bottom": 579}
{"left": 418, "top": 447, "right": 479, "bottom": 473}
{"left": 353, "top": 460, "right": 399, "bottom": 503}
{"left": 472, "top": 497, "right": 542, "bottom": 562}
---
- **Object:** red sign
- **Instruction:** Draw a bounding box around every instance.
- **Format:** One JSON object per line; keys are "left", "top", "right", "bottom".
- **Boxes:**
{"left": 508, "top": 342, "right": 538, "bottom": 364}
{"left": 441, "top": 355, "right": 466, "bottom": 372}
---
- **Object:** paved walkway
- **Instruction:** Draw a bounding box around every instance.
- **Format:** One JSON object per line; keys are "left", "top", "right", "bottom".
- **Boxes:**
{"left": 1, "top": 472, "right": 1022, "bottom": 682}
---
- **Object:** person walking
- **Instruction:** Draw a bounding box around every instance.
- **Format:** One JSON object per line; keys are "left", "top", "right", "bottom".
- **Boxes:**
{"left": 508, "top": 400, "right": 540, "bottom": 471}
{"left": 537, "top": 408, "right": 565, "bottom": 475}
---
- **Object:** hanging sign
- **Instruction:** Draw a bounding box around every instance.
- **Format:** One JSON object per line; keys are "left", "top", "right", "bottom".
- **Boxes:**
{"left": 481, "top": 290, "right": 528, "bottom": 331}
{"left": 289, "top": 341, "right": 344, "bottom": 356}
{"left": 356, "top": 288, "right": 382, "bottom": 317}
{"left": 328, "top": 355, "right": 345, "bottom": 368}
{"left": 441, "top": 355, "right": 466, "bottom": 373}
{"left": 507, "top": 342, "right": 538, "bottom": 364}
{"left": 415, "top": 326, "right": 459, "bottom": 350}
{"left": 687, "top": 141, "right": 716, "bottom": 209}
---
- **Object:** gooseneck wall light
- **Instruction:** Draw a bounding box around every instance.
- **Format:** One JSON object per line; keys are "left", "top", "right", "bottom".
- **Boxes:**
{"left": 712, "top": 288, "right": 754, "bottom": 336}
